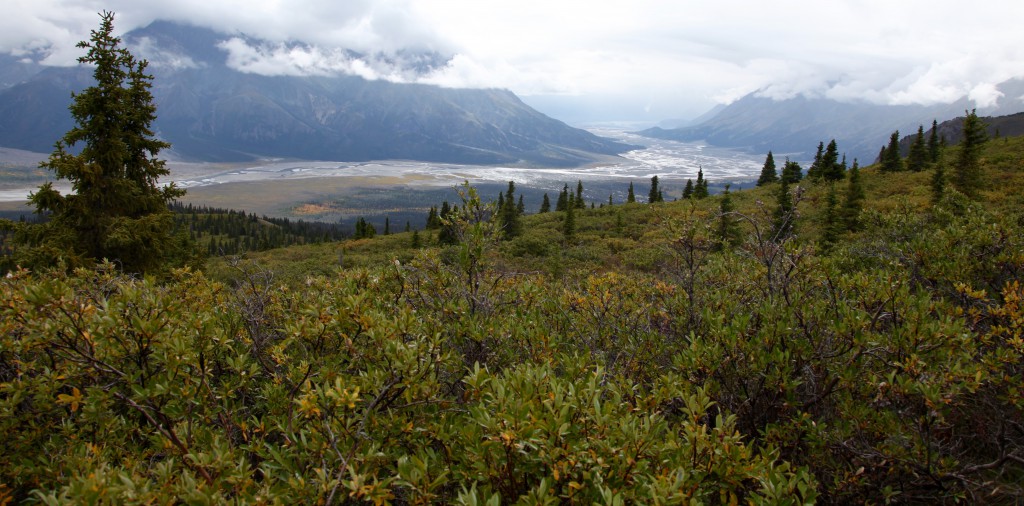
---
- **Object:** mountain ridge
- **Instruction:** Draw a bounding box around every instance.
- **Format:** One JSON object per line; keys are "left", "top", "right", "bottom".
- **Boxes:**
{"left": 639, "top": 81, "right": 1024, "bottom": 163}
{"left": 0, "top": 21, "right": 635, "bottom": 167}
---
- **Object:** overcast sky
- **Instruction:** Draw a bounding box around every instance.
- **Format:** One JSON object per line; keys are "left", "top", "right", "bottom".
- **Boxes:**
{"left": 5, "top": 0, "right": 1024, "bottom": 123}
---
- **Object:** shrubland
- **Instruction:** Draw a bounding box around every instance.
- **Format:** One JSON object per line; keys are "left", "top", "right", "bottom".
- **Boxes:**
{"left": 3, "top": 132, "right": 1024, "bottom": 503}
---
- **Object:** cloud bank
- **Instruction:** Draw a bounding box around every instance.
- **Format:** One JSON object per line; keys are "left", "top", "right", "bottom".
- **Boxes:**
{"left": 3, "top": 0, "right": 1024, "bottom": 121}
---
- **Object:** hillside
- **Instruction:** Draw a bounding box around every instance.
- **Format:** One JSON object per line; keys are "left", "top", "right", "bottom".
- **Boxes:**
{"left": 893, "top": 111, "right": 1024, "bottom": 156}
{"left": 0, "top": 21, "right": 634, "bottom": 166}
{"left": 1, "top": 134, "right": 1023, "bottom": 503}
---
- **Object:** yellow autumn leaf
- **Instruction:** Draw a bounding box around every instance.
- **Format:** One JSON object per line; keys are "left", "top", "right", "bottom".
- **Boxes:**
{"left": 56, "top": 387, "right": 83, "bottom": 412}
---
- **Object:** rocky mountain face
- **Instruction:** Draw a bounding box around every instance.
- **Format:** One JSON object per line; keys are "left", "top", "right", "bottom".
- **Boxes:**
{"left": 0, "top": 21, "right": 634, "bottom": 166}
{"left": 639, "top": 81, "right": 1024, "bottom": 163}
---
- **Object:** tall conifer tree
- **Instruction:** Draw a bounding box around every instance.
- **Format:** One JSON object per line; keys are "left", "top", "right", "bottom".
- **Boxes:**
{"left": 649, "top": 175, "right": 661, "bottom": 203}
{"left": 22, "top": 12, "right": 187, "bottom": 274}
{"left": 906, "top": 125, "right": 929, "bottom": 172}
{"left": 881, "top": 131, "right": 904, "bottom": 172}
{"left": 757, "top": 151, "right": 778, "bottom": 186}
{"left": 953, "top": 109, "right": 987, "bottom": 198}
{"left": 928, "top": 119, "right": 941, "bottom": 163}
{"left": 841, "top": 159, "right": 864, "bottom": 231}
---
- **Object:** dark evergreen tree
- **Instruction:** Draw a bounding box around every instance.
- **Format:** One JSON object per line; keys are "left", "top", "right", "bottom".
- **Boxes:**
{"left": 928, "top": 119, "right": 941, "bottom": 163}
{"left": 781, "top": 158, "right": 803, "bottom": 184}
{"left": 807, "top": 141, "right": 826, "bottom": 179}
{"left": 354, "top": 217, "right": 376, "bottom": 239}
{"left": 576, "top": 180, "right": 585, "bottom": 209}
{"left": 841, "top": 159, "right": 865, "bottom": 231}
{"left": 649, "top": 175, "right": 661, "bottom": 203}
{"left": 627, "top": 182, "right": 636, "bottom": 203}
{"left": 757, "top": 151, "right": 778, "bottom": 186}
{"left": 693, "top": 167, "right": 709, "bottom": 199}
{"left": 881, "top": 131, "right": 903, "bottom": 172}
{"left": 19, "top": 12, "right": 187, "bottom": 274}
{"left": 772, "top": 178, "right": 795, "bottom": 241}
{"left": 563, "top": 198, "right": 575, "bottom": 240}
{"left": 405, "top": 221, "right": 411, "bottom": 233}
{"left": 716, "top": 184, "right": 741, "bottom": 251}
{"left": 906, "top": 124, "right": 928, "bottom": 172}
{"left": 438, "top": 201, "right": 458, "bottom": 245}
{"left": 539, "top": 193, "right": 551, "bottom": 213}
{"left": 682, "top": 179, "right": 694, "bottom": 199}
{"left": 426, "top": 206, "right": 440, "bottom": 229}
{"left": 822, "top": 140, "right": 843, "bottom": 181}
{"left": 411, "top": 229, "right": 421, "bottom": 248}
{"left": 501, "top": 181, "right": 522, "bottom": 239}
{"left": 608, "top": 194, "right": 613, "bottom": 207}
{"left": 556, "top": 184, "right": 569, "bottom": 211}
{"left": 953, "top": 109, "right": 987, "bottom": 198}
{"left": 384, "top": 217, "right": 390, "bottom": 235}
{"left": 517, "top": 195, "right": 525, "bottom": 215}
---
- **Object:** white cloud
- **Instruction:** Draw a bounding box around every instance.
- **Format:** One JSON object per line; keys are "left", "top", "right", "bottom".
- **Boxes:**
{"left": 3, "top": 0, "right": 1024, "bottom": 120}
{"left": 969, "top": 83, "right": 1004, "bottom": 109}
{"left": 130, "top": 36, "right": 200, "bottom": 70}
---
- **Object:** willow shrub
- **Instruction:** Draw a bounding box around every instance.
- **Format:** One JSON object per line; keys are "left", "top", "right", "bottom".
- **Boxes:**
{"left": 1, "top": 261, "right": 813, "bottom": 504}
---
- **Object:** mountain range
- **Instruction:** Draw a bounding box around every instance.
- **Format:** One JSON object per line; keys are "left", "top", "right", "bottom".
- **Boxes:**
{"left": 638, "top": 81, "right": 1024, "bottom": 163}
{"left": 0, "top": 21, "right": 634, "bottom": 166}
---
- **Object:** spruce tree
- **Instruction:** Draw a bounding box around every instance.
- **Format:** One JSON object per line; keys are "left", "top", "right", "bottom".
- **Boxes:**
{"left": 881, "top": 131, "right": 903, "bottom": 172}
{"left": 928, "top": 119, "right": 941, "bottom": 163}
{"left": 384, "top": 217, "right": 390, "bottom": 235}
{"left": 517, "top": 195, "right": 525, "bottom": 215}
{"left": 501, "top": 181, "right": 522, "bottom": 238}
{"left": 649, "top": 175, "right": 661, "bottom": 203}
{"left": 822, "top": 139, "right": 843, "bottom": 181}
{"left": 682, "top": 179, "right": 694, "bottom": 199}
{"left": 563, "top": 199, "right": 575, "bottom": 240}
{"left": 556, "top": 184, "right": 569, "bottom": 211}
{"left": 540, "top": 193, "right": 551, "bottom": 213}
{"left": 757, "top": 150, "right": 778, "bottom": 186}
{"left": 841, "top": 159, "right": 864, "bottom": 231}
{"left": 781, "top": 158, "right": 803, "bottom": 184}
{"left": 576, "top": 180, "right": 586, "bottom": 209}
{"left": 716, "top": 184, "right": 741, "bottom": 251}
{"left": 693, "top": 167, "right": 709, "bottom": 199}
{"left": 772, "top": 178, "right": 794, "bottom": 241}
{"left": 953, "top": 109, "right": 987, "bottom": 198}
{"left": 626, "top": 182, "right": 636, "bottom": 203}
{"left": 807, "top": 141, "right": 826, "bottom": 179}
{"left": 608, "top": 194, "right": 613, "bottom": 206}
{"left": 438, "top": 201, "right": 458, "bottom": 245}
{"left": 21, "top": 12, "right": 187, "bottom": 274}
{"left": 906, "top": 124, "right": 928, "bottom": 172}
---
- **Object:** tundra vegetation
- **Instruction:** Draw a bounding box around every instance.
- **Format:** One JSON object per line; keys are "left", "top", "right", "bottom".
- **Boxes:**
{"left": 1, "top": 13, "right": 1023, "bottom": 506}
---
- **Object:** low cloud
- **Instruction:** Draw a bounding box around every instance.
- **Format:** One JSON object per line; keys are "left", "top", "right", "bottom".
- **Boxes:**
{"left": 218, "top": 37, "right": 449, "bottom": 83}
{"left": 4, "top": 0, "right": 1024, "bottom": 121}
{"left": 130, "top": 37, "right": 201, "bottom": 70}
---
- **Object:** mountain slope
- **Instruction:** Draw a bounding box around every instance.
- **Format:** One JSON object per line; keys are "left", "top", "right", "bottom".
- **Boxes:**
{"left": 639, "top": 81, "right": 1024, "bottom": 163}
{"left": 0, "top": 21, "right": 634, "bottom": 166}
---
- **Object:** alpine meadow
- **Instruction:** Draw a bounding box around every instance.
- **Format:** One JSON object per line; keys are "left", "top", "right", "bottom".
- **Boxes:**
{"left": 2, "top": 10, "right": 1024, "bottom": 506}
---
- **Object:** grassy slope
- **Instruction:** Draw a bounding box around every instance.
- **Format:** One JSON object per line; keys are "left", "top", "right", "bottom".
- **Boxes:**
{"left": 207, "top": 134, "right": 1024, "bottom": 285}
